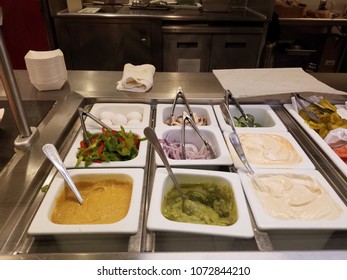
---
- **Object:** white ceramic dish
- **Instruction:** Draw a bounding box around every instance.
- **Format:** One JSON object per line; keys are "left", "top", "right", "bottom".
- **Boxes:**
{"left": 223, "top": 130, "right": 315, "bottom": 170}
{"left": 213, "top": 104, "right": 287, "bottom": 132}
{"left": 28, "top": 168, "right": 144, "bottom": 235}
{"left": 156, "top": 103, "right": 218, "bottom": 127}
{"left": 154, "top": 126, "right": 233, "bottom": 167}
{"left": 84, "top": 103, "right": 151, "bottom": 129}
{"left": 147, "top": 168, "right": 254, "bottom": 238}
{"left": 64, "top": 128, "right": 148, "bottom": 168}
{"left": 284, "top": 103, "right": 347, "bottom": 178}
{"left": 238, "top": 169, "right": 347, "bottom": 230}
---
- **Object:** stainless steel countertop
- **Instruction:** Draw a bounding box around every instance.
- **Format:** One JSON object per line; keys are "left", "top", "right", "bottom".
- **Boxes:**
{"left": 1, "top": 70, "right": 347, "bottom": 260}
{"left": 56, "top": 6, "right": 268, "bottom": 22}
{"left": 4, "top": 70, "right": 347, "bottom": 100}
{"left": 0, "top": 70, "right": 226, "bottom": 102}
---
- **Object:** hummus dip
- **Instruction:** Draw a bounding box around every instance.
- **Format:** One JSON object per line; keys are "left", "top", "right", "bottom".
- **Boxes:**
{"left": 162, "top": 183, "right": 238, "bottom": 226}
{"left": 251, "top": 173, "right": 342, "bottom": 220}
{"left": 51, "top": 175, "right": 133, "bottom": 224}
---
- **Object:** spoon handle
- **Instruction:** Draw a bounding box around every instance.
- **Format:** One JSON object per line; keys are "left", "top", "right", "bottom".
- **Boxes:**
{"left": 220, "top": 103, "right": 254, "bottom": 175}
{"left": 144, "top": 127, "right": 184, "bottom": 197}
{"left": 227, "top": 90, "right": 251, "bottom": 127}
{"left": 42, "top": 144, "right": 83, "bottom": 204}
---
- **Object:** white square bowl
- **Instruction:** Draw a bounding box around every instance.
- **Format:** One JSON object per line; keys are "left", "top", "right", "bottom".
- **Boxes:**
{"left": 84, "top": 103, "right": 151, "bottom": 129}
{"left": 64, "top": 128, "right": 148, "bottom": 168}
{"left": 154, "top": 126, "right": 233, "bottom": 167}
{"left": 223, "top": 131, "right": 315, "bottom": 170}
{"left": 147, "top": 168, "right": 254, "bottom": 238}
{"left": 28, "top": 168, "right": 144, "bottom": 235}
{"left": 156, "top": 103, "right": 218, "bottom": 127}
{"left": 238, "top": 169, "right": 347, "bottom": 231}
{"left": 213, "top": 104, "right": 287, "bottom": 132}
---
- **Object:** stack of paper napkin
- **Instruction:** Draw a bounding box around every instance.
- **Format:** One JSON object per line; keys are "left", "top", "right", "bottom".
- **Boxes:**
{"left": 24, "top": 49, "right": 67, "bottom": 91}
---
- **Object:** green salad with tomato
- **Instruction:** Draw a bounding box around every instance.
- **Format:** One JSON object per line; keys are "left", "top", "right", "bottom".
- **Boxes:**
{"left": 75, "top": 127, "right": 145, "bottom": 167}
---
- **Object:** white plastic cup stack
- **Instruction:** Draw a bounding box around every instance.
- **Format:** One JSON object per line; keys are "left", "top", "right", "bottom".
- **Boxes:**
{"left": 24, "top": 49, "right": 67, "bottom": 91}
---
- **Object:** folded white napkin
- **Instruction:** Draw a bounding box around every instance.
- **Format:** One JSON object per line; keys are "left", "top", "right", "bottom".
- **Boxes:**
{"left": 116, "top": 63, "right": 156, "bottom": 92}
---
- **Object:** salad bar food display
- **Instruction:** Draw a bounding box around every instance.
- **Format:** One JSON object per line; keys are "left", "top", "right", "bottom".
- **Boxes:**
{"left": 26, "top": 100, "right": 347, "bottom": 247}
{"left": 2, "top": 73, "right": 347, "bottom": 259}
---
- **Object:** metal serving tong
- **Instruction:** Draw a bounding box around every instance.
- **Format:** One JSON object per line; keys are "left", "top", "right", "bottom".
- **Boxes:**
{"left": 168, "top": 87, "right": 193, "bottom": 125}
{"left": 292, "top": 94, "right": 321, "bottom": 123}
{"left": 78, "top": 107, "right": 114, "bottom": 146}
{"left": 181, "top": 111, "right": 216, "bottom": 160}
{"left": 295, "top": 93, "right": 334, "bottom": 114}
{"left": 225, "top": 89, "right": 253, "bottom": 127}
{"left": 219, "top": 102, "right": 254, "bottom": 175}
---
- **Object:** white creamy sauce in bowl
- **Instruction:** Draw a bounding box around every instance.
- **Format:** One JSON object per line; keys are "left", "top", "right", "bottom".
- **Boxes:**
{"left": 240, "top": 134, "right": 302, "bottom": 165}
{"left": 251, "top": 173, "right": 342, "bottom": 220}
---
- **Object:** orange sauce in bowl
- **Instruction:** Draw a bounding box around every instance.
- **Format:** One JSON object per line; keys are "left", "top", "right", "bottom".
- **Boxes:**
{"left": 51, "top": 174, "right": 133, "bottom": 224}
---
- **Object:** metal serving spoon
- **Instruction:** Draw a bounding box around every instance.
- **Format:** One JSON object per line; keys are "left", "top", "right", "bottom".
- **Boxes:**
{"left": 144, "top": 127, "right": 196, "bottom": 215}
{"left": 42, "top": 144, "right": 83, "bottom": 204}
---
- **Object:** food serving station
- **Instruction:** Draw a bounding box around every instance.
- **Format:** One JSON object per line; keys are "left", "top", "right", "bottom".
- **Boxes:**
{"left": 0, "top": 70, "right": 347, "bottom": 260}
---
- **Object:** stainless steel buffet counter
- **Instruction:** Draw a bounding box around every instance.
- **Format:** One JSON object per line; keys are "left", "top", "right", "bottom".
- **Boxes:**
{"left": 1, "top": 70, "right": 347, "bottom": 260}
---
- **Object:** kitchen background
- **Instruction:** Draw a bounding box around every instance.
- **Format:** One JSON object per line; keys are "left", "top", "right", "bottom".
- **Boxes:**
{"left": 302, "top": 0, "right": 347, "bottom": 12}
{"left": 0, "top": 0, "right": 346, "bottom": 71}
